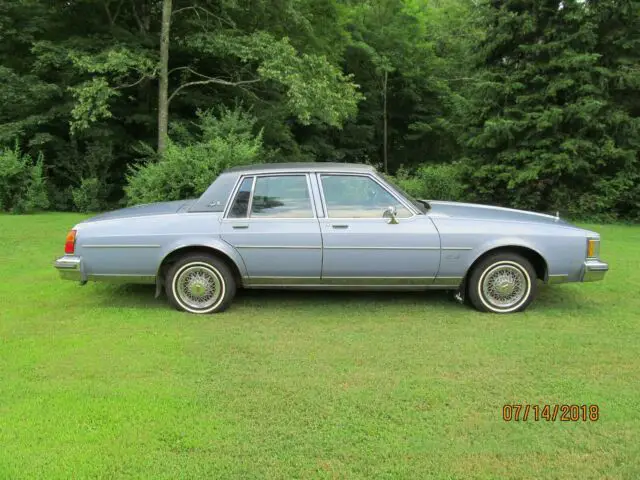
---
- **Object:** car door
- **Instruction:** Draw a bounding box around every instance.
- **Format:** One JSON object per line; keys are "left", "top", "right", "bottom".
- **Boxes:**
{"left": 220, "top": 173, "right": 322, "bottom": 285}
{"left": 316, "top": 173, "right": 441, "bottom": 285}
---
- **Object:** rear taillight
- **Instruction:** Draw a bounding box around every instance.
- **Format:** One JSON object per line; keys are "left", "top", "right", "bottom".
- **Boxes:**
{"left": 64, "top": 229, "right": 77, "bottom": 254}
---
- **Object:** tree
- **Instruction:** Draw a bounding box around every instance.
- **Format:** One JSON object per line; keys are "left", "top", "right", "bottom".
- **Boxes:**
{"left": 63, "top": 0, "right": 363, "bottom": 156}
{"left": 462, "top": 0, "right": 640, "bottom": 219}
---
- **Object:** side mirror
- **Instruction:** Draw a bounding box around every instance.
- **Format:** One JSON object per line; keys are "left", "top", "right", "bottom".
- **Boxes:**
{"left": 383, "top": 205, "right": 399, "bottom": 224}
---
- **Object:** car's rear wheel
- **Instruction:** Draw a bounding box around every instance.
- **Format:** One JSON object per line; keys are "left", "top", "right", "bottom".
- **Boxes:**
{"left": 166, "top": 254, "right": 236, "bottom": 314}
{"left": 467, "top": 252, "right": 537, "bottom": 313}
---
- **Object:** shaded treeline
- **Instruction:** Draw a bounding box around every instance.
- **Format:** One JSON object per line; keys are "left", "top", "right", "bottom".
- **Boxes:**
{"left": 1, "top": 0, "right": 638, "bottom": 220}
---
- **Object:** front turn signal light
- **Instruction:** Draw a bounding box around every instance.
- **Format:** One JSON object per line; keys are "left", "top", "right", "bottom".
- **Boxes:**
{"left": 587, "top": 238, "right": 599, "bottom": 259}
{"left": 64, "top": 229, "right": 77, "bottom": 254}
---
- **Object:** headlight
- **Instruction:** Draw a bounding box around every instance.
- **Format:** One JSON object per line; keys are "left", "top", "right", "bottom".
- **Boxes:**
{"left": 586, "top": 238, "right": 600, "bottom": 259}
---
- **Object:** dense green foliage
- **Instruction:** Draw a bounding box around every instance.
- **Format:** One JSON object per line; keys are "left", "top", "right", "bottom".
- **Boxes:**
{"left": 0, "top": 144, "right": 49, "bottom": 213}
{"left": 0, "top": 0, "right": 638, "bottom": 219}
{"left": 125, "top": 107, "right": 265, "bottom": 204}
{"left": 394, "top": 163, "right": 465, "bottom": 201}
{"left": 463, "top": 0, "right": 640, "bottom": 221}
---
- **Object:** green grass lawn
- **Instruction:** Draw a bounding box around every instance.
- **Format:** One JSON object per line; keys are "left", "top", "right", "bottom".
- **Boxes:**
{"left": 1, "top": 213, "right": 639, "bottom": 479}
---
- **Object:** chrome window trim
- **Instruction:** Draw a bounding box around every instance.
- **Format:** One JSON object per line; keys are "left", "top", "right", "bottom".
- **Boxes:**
{"left": 223, "top": 175, "right": 254, "bottom": 219}
{"left": 308, "top": 174, "right": 326, "bottom": 218}
{"left": 224, "top": 173, "right": 317, "bottom": 221}
{"left": 247, "top": 175, "right": 257, "bottom": 218}
{"left": 316, "top": 172, "right": 419, "bottom": 220}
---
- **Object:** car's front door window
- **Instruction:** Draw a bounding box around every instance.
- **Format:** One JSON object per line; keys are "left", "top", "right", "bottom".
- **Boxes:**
{"left": 250, "top": 175, "right": 314, "bottom": 218}
{"left": 320, "top": 175, "right": 412, "bottom": 219}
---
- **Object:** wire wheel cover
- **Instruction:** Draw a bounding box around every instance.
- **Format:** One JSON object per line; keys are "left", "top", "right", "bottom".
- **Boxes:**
{"left": 481, "top": 263, "right": 528, "bottom": 309}
{"left": 176, "top": 265, "right": 222, "bottom": 310}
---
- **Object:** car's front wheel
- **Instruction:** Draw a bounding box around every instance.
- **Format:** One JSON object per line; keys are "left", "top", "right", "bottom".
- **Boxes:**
{"left": 166, "top": 254, "right": 236, "bottom": 314}
{"left": 467, "top": 252, "right": 537, "bottom": 314}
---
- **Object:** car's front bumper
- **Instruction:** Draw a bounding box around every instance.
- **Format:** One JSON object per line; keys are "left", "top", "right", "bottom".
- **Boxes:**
{"left": 54, "top": 256, "right": 83, "bottom": 281}
{"left": 582, "top": 259, "right": 609, "bottom": 282}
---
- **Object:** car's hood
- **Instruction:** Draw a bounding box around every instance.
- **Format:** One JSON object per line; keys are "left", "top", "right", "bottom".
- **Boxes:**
{"left": 81, "top": 199, "right": 197, "bottom": 223}
{"left": 425, "top": 200, "right": 572, "bottom": 226}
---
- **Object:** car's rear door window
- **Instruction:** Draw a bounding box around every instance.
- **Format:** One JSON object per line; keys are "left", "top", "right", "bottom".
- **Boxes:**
{"left": 228, "top": 176, "right": 254, "bottom": 218}
{"left": 250, "top": 175, "right": 313, "bottom": 218}
{"left": 320, "top": 174, "right": 412, "bottom": 219}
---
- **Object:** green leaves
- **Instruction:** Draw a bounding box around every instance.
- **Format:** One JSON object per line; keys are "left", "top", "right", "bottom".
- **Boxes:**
{"left": 69, "top": 78, "right": 120, "bottom": 134}
{"left": 0, "top": 143, "right": 49, "bottom": 213}
{"left": 125, "top": 106, "right": 266, "bottom": 205}
{"left": 463, "top": 0, "right": 640, "bottom": 218}
{"left": 185, "top": 30, "right": 363, "bottom": 127}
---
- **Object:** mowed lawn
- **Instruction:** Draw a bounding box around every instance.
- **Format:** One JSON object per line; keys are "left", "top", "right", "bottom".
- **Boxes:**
{"left": 0, "top": 214, "right": 639, "bottom": 479}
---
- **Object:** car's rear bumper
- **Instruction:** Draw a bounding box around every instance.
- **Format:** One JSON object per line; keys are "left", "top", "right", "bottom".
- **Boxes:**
{"left": 581, "top": 259, "right": 609, "bottom": 282}
{"left": 54, "top": 256, "right": 82, "bottom": 281}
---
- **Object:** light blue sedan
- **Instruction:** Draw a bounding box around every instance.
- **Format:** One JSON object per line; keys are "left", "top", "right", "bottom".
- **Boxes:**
{"left": 55, "top": 162, "right": 609, "bottom": 314}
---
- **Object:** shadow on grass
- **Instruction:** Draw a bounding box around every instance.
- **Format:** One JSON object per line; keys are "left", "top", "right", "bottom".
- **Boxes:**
{"left": 91, "top": 281, "right": 590, "bottom": 313}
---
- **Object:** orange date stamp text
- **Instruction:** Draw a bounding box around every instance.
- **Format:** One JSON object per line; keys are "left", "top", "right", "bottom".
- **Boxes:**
{"left": 502, "top": 404, "right": 599, "bottom": 422}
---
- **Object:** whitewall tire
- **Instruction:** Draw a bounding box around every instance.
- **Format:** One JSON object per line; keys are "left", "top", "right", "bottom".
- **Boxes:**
{"left": 166, "top": 254, "right": 236, "bottom": 314}
{"left": 467, "top": 253, "right": 537, "bottom": 314}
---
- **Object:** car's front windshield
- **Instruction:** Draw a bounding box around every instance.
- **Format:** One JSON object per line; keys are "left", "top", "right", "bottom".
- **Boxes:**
{"left": 380, "top": 175, "right": 429, "bottom": 214}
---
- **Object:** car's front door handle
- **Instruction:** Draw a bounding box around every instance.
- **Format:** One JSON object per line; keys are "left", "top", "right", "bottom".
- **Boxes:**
{"left": 331, "top": 224, "right": 349, "bottom": 229}
{"left": 232, "top": 225, "right": 249, "bottom": 229}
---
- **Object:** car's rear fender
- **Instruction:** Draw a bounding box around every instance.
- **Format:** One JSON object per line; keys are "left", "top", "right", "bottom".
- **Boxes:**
{"left": 156, "top": 237, "right": 249, "bottom": 282}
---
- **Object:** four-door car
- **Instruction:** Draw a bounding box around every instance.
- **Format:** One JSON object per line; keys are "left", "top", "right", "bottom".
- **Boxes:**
{"left": 55, "top": 162, "right": 609, "bottom": 314}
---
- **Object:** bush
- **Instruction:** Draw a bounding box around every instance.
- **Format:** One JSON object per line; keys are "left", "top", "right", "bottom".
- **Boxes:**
{"left": 125, "top": 107, "right": 265, "bottom": 205}
{"left": 393, "top": 162, "right": 465, "bottom": 201}
{"left": 0, "top": 144, "right": 49, "bottom": 213}
{"left": 72, "top": 177, "right": 107, "bottom": 213}
{"left": 70, "top": 142, "right": 116, "bottom": 212}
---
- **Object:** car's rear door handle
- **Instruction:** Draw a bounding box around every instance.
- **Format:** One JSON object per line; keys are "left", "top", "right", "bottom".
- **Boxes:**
{"left": 331, "top": 224, "right": 349, "bottom": 229}
{"left": 232, "top": 225, "right": 249, "bottom": 229}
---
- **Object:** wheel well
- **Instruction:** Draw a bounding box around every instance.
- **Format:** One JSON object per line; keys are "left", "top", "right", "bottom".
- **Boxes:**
{"left": 158, "top": 246, "right": 243, "bottom": 288}
{"left": 466, "top": 246, "right": 548, "bottom": 282}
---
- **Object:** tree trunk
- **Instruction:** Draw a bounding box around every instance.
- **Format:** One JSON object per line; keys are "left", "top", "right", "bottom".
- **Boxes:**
{"left": 382, "top": 69, "right": 388, "bottom": 174}
{"left": 157, "top": 0, "right": 172, "bottom": 157}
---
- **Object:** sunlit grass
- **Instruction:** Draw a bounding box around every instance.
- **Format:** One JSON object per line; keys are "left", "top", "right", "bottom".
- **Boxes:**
{"left": 0, "top": 214, "right": 638, "bottom": 478}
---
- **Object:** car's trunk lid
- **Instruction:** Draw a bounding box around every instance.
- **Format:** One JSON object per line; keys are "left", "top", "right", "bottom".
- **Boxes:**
{"left": 81, "top": 199, "right": 197, "bottom": 223}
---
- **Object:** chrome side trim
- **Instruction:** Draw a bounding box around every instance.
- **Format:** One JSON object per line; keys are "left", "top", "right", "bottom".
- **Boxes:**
{"left": 581, "top": 260, "right": 609, "bottom": 282}
{"left": 82, "top": 244, "right": 161, "bottom": 249}
{"left": 547, "top": 274, "right": 569, "bottom": 285}
{"left": 323, "top": 246, "right": 439, "bottom": 251}
{"left": 244, "top": 277, "right": 320, "bottom": 286}
{"left": 235, "top": 245, "right": 321, "bottom": 250}
{"left": 246, "top": 285, "right": 453, "bottom": 291}
{"left": 245, "top": 276, "right": 436, "bottom": 286}
{"left": 87, "top": 274, "right": 156, "bottom": 284}
{"left": 322, "top": 276, "right": 435, "bottom": 286}
{"left": 433, "top": 277, "right": 463, "bottom": 286}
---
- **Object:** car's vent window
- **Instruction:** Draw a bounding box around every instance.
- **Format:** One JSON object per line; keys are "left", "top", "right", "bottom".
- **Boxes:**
{"left": 321, "top": 175, "right": 412, "bottom": 219}
{"left": 250, "top": 175, "right": 313, "bottom": 218}
{"left": 228, "top": 176, "right": 254, "bottom": 218}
